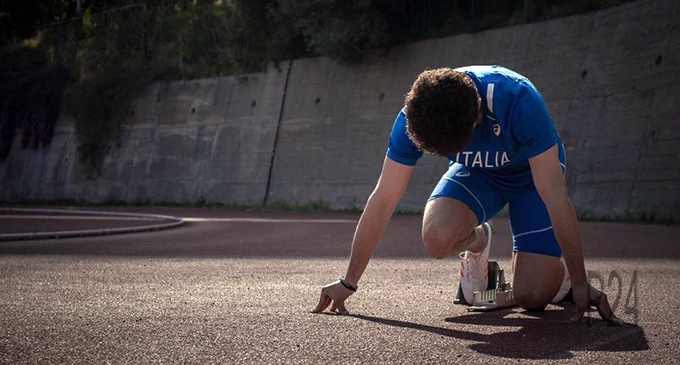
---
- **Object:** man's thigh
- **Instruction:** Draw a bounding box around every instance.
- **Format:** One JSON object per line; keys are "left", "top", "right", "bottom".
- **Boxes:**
{"left": 506, "top": 186, "right": 566, "bottom": 309}
{"left": 426, "top": 163, "right": 506, "bottom": 226}
{"left": 507, "top": 187, "right": 562, "bottom": 257}
{"left": 423, "top": 197, "right": 477, "bottom": 243}
{"left": 422, "top": 164, "right": 505, "bottom": 255}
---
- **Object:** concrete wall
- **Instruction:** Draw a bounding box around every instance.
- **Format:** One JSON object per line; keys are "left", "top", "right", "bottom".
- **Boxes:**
{"left": 1, "top": 0, "right": 679, "bottom": 221}
{"left": 268, "top": 0, "right": 680, "bottom": 221}
{"left": 1, "top": 63, "right": 289, "bottom": 206}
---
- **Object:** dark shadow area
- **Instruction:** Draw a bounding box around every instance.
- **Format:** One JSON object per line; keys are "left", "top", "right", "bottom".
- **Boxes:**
{"left": 352, "top": 308, "right": 649, "bottom": 360}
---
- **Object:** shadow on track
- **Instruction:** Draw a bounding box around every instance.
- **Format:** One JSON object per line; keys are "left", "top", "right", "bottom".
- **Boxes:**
{"left": 351, "top": 308, "right": 649, "bottom": 360}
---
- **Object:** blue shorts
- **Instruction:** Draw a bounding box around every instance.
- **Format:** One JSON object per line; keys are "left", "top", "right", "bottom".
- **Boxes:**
{"left": 428, "top": 155, "right": 566, "bottom": 258}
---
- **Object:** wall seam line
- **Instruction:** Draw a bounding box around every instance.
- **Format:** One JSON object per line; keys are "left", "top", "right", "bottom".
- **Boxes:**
{"left": 264, "top": 59, "right": 293, "bottom": 206}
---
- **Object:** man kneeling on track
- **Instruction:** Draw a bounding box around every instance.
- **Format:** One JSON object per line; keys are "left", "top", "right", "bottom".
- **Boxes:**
{"left": 311, "top": 65, "right": 618, "bottom": 323}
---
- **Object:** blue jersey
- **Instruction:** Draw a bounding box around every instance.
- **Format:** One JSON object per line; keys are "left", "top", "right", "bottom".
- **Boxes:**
{"left": 387, "top": 65, "right": 564, "bottom": 191}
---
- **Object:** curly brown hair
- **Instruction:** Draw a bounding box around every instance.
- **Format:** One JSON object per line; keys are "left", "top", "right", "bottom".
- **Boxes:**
{"left": 404, "top": 68, "right": 480, "bottom": 156}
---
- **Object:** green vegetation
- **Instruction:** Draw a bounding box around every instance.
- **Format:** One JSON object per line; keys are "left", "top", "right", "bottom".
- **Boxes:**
{"left": 1, "top": 0, "right": 638, "bottom": 172}
{"left": 1, "top": 0, "right": 277, "bottom": 171}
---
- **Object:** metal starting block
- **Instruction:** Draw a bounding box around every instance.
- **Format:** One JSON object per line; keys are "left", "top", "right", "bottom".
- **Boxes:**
{"left": 454, "top": 261, "right": 518, "bottom": 311}
{"left": 468, "top": 288, "right": 516, "bottom": 311}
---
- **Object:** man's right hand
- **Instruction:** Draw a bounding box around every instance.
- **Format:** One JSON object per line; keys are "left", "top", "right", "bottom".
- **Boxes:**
{"left": 309, "top": 158, "right": 412, "bottom": 317}
{"left": 310, "top": 280, "right": 355, "bottom": 315}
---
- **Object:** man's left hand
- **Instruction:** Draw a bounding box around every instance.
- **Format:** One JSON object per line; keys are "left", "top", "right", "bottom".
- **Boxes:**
{"left": 571, "top": 282, "right": 623, "bottom": 325}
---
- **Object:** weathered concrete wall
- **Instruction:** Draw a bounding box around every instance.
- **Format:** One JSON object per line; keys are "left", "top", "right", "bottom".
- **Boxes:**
{"left": 265, "top": 54, "right": 451, "bottom": 212}
{"left": 0, "top": 63, "right": 289, "bottom": 205}
{"left": 268, "top": 0, "right": 680, "bottom": 221}
{"left": 1, "top": 0, "right": 679, "bottom": 221}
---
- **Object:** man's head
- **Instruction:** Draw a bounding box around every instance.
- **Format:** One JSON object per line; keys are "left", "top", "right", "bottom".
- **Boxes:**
{"left": 404, "top": 68, "right": 480, "bottom": 156}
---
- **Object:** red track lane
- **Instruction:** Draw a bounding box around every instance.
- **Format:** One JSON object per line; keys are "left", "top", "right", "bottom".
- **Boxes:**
{"left": 0, "top": 206, "right": 678, "bottom": 364}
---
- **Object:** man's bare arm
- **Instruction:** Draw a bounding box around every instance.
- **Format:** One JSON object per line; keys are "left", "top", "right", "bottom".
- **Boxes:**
{"left": 529, "top": 144, "right": 618, "bottom": 322}
{"left": 344, "top": 157, "right": 414, "bottom": 286}
{"left": 311, "top": 156, "right": 413, "bottom": 314}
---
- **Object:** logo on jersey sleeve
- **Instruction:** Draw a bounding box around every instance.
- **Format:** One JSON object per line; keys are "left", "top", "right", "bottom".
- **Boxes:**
{"left": 493, "top": 124, "right": 501, "bottom": 136}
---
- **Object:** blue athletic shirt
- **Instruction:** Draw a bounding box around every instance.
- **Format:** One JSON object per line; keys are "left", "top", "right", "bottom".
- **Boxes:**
{"left": 387, "top": 65, "right": 564, "bottom": 191}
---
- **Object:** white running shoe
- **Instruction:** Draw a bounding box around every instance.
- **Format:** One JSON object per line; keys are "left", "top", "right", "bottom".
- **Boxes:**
{"left": 550, "top": 257, "right": 572, "bottom": 303}
{"left": 459, "top": 222, "right": 492, "bottom": 304}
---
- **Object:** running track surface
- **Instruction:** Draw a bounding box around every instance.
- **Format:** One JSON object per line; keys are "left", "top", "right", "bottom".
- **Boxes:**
{"left": 1, "top": 206, "right": 679, "bottom": 364}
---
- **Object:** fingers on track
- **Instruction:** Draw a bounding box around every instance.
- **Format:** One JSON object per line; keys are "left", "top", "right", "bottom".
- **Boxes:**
{"left": 311, "top": 292, "right": 331, "bottom": 313}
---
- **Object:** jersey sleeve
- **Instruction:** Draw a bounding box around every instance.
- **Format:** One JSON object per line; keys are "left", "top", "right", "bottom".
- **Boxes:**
{"left": 386, "top": 109, "right": 423, "bottom": 166}
{"left": 510, "top": 83, "right": 559, "bottom": 159}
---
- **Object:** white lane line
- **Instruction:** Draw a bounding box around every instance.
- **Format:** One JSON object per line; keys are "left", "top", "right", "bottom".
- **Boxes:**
{"left": 183, "top": 217, "right": 357, "bottom": 223}
{"left": 0, "top": 208, "right": 184, "bottom": 241}
{"left": 0, "top": 215, "right": 164, "bottom": 221}
{"left": 2, "top": 215, "right": 358, "bottom": 224}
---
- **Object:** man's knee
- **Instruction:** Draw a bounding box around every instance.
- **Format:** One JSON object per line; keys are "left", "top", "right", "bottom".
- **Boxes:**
{"left": 422, "top": 198, "right": 478, "bottom": 260}
{"left": 512, "top": 252, "right": 563, "bottom": 311}
{"left": 422, "top": 224, "right": 467, "bottom": 260}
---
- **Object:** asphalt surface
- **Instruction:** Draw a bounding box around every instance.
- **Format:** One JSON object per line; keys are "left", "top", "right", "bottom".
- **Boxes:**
{"left": 0, "top": 206, "right": 679, "bottom": 364}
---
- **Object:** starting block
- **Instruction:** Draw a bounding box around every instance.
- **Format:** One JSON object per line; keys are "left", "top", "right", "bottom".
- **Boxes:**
{"left": 454, "top": 261, "right": 517, "bottom": 311}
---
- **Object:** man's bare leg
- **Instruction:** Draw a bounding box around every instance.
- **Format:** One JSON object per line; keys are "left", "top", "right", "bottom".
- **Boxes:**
{"left": 421, "top": 197, "right": 487, "bottom": 259}
{"left": 423, "top": 197, "right": 570, "bottom": 312}
{"left": 512, "top": 251, "right": 564, "bottom": 310}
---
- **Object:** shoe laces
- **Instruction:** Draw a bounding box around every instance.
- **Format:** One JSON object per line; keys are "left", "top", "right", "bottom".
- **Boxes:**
{"left": 459, "top": 250, "right": 484, "bottom": 281}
